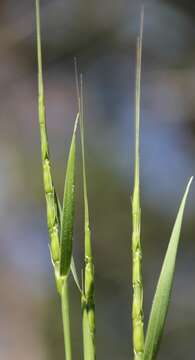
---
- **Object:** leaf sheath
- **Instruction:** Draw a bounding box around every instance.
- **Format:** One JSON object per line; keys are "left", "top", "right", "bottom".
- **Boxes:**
{"left": 61, "top": 277, "right": 72, "bottom": 360}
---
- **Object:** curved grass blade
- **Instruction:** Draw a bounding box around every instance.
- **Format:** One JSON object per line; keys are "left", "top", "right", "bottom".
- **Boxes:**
{"left": 144, "top": 177, "right": 193, "bottom": 360}
{"left": 60, "top": 114, "right": 79, "bottom": 276}
{"left": 131, "top": 9, "right": 144, "bottom": 360}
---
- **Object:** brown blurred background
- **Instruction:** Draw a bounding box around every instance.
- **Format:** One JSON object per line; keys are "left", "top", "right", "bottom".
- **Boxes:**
{"left": 0, "top": 0, "right": 195, "bottom": 359}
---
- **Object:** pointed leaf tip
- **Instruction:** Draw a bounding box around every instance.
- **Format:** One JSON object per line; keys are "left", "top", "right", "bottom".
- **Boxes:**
{"left": 187, "top": 176, "right": 193, "bottom": 188}
{"left": 60, "top": 116, "right": 78, "bottom": 276}
{"left": 74, "top": 113, "right": 79, "bottom": 134}
{"left": 144, "top": 177, "right": 193, "bottom": 360}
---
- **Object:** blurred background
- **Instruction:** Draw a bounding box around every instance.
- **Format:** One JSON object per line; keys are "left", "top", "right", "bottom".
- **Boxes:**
{"left": 0, "top": 0, "right": 195, "bottom": 359}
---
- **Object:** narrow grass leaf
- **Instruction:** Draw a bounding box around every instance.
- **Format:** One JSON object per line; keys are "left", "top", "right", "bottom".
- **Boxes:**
{"left": 144, "top": 177, "right": 193, "bottom": 360}
{"left": 60, "top": 114, "right": 79, "bottom": 276}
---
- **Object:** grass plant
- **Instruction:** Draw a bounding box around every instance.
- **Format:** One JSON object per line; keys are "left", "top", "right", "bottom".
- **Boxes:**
{"left": 36, "top": 1, "right": 80, "bottom": 359}
{"left": 35, "top": 1, "right": 193, "bottom": 359}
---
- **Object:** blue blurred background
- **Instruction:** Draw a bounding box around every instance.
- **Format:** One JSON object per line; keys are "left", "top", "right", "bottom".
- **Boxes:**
{"left": 0, "top": 0, "right": 195, "bottom": 359}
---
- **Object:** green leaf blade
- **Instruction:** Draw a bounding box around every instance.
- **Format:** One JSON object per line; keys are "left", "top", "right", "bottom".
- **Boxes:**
{"left": 55, "top": 190, "right": 81, "bottom": 291}
{"left": 144, "top": 177, "right": 193, "bottom": 360}
{"left": 60, "top": 114, "right": 79, "bottom": 276}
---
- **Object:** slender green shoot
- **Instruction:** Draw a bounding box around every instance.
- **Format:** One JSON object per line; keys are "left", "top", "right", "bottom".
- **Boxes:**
{"left": 131, "top": 8, "right": 144, "bottom": 360}
{"left": 36, "top": 0, "right": 81, "bottom": 294}
{"left": 36, "top": 0, "right": 60, "bottom": 279}
{"left": 36, "top": 2, "right": 79, "bottom": 359}
{"left": 80, "top": 75, "right": 96, "bottom": 360}
{"left": 75, "top": 60, "right": 96, "bottom": 360}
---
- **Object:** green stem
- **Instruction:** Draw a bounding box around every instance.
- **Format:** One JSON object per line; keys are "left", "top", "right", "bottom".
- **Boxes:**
{"left": 61, "top": 277, "right": 72, "bottom": 360}
{"left": 82, "top": 293, "right": 95, "bottom": 360}
{"left": 82, "top": 306, "right": 89, "bottom": 360}
{"left": 83, "top": 259, "right": 95, "bottom": 360}
{"left": 132, "top": 9, "right": 144, "bottom": 360}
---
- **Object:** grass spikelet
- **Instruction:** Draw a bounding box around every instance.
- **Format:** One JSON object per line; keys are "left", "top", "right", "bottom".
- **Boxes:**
{"left": 131, "top": 8, "right": 144, "bottom": 360}
{"left": 35, "top": 0, "right": 60, "bottom": 270}
{"left": 80, "top": 76, "right": 96, "bottom": 360}
{"left": 75, "top": 60, "right": 96, "bottom": 360}
{"left": 36, "top": 2, "right": 79, "bottom": 359}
